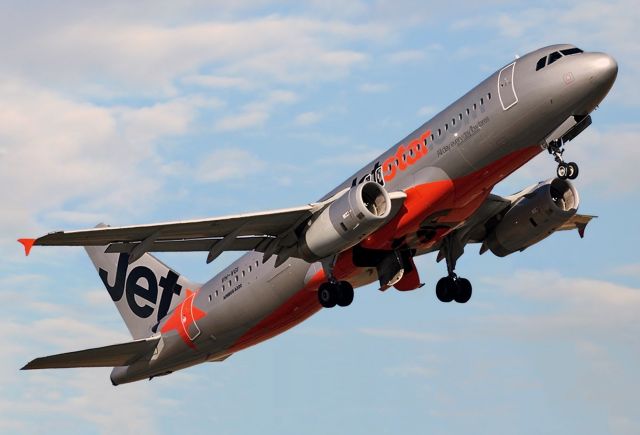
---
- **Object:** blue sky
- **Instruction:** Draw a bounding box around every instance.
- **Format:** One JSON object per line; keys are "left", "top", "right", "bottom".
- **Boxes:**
{"left": 1, "top": 1, "right": 639, "bottom": 434}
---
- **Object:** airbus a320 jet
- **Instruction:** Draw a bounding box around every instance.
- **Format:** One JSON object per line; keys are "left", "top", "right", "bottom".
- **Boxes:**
{"left": 19, "top": 44, "right": 617, "bottom": 385}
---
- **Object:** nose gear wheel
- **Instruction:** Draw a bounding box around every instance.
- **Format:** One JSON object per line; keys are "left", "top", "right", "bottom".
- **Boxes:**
{"left": 548, "top": 139, "right": 579, "bottom": 180}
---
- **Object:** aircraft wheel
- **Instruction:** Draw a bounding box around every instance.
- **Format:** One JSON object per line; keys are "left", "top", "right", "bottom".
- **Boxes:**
{"left": 567, "top": 162, "right": 579, "bottom": 180}
{"left": 336, "top": 281, "right": 354, "bottom": 307}
{"left": 318, "top": 282, "right": 337, "bottom": 308}
{"left": 436, "top": 277, "right": 455, "bottom": 303}
{"left": 556, "top": 163, "right": 568, "bottom": 180}
{"left": 454, "top": 278, "right": 472, "bottom": 304}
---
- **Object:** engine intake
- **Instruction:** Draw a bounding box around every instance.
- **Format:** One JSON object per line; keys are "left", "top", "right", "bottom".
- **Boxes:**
{"left": 299, "top": 182, "right": 391, "bottom": 261}
{"left": 485, "top": 178, "right": 579, "bottom": 257}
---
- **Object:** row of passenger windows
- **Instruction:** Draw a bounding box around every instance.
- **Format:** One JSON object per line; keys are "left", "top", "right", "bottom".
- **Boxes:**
{"left": 207, "top": 259, "right": 261, "bottom": 302}
{"left": 536, "top": 47, "right": 584, "bottom": 71}
{"left": 386, "top": 92, "right": 492, "bottom": 170}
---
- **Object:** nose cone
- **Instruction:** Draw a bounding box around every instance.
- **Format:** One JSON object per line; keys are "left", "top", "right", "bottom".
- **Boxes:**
{"left": 590, "top": 52, "right": 618, "bottom": 91}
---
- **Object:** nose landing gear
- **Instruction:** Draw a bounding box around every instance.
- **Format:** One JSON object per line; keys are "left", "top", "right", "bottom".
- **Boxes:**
{"left": 548, "top": 139, "right": 579, "bottom": 180}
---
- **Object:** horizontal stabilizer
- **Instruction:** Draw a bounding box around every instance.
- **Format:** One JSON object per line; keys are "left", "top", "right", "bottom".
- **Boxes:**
{"left": 21, "top": 336, "right": 160, "bottom": 370}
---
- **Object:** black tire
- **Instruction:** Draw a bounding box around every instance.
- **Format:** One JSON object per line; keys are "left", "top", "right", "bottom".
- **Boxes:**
{"left": 318, "top": 283, "right": 337, "bottom": 308}
{"left": 454, "top": 278, "right": 472, "bottom": 303}
{"left": 336, "top": 281, "right": 354, "bottom": 307}
{"left": 436, "top": 277, "right": 455, "bottom": 303}
{"left": 567, "top": 162, "right": 579, "bottom": 180}
{"left": 557, "top": 163, "right": 568, "bottom": 180}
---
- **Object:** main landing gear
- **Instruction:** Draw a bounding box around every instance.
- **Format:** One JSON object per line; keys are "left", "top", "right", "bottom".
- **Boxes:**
{"left": 548, "top": 139, "right": 579, "bottom": 180}
{"left": 318, "top": 280, "right": 354, "bottom": 308}
{"left": 435, "top": 234, "right": 472, "bottom": 303}
{"left": 435, "top": 274, "right": 472, "bottom": 304}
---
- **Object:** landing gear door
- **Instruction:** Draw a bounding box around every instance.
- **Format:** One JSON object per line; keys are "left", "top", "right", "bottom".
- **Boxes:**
{"left": 498, "top": 62, "right": 518, "bottom": 110}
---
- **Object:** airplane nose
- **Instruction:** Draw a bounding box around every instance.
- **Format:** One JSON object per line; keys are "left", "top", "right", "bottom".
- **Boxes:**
{"left": 590, "top": 53, "right": 618, "bottom": 90}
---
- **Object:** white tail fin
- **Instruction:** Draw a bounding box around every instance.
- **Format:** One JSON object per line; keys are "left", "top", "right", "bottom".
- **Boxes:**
{"left": 85, "top": 228, "right": 199, "bottom": 339}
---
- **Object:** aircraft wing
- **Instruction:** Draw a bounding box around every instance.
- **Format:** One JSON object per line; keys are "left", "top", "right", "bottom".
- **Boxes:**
{"left": 22, "top": 336, "right": 160, "bottom": 369}
{"left": 554, "top": 213, "right": 596, "bottom": 238}
{"left": 23, "top": 190, "right": 407, "bottom": 264}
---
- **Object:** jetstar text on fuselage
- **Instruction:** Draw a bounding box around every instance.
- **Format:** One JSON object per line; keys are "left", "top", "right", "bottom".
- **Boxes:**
{"left": 382, "top": 129, "right": 431, "bottom": 182}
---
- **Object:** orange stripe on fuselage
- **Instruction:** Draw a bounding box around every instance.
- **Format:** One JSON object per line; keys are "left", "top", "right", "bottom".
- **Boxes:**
{"left": 227, "top": 145, "right": 542, "bottom": 352}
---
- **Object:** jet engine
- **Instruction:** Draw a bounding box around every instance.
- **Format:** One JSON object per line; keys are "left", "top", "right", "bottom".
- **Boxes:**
{"left": 484, "top": 178, "right": 579, "bottom": 257}
{"left": 299, "top": 181, "right": 391, "bottom": 261}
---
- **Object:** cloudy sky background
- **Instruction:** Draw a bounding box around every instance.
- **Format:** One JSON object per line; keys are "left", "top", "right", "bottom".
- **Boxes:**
{"left": 1, "top": 1, "right": 639, "bottom": 433}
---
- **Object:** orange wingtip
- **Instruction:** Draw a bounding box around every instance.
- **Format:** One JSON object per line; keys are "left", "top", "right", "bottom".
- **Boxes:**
{"left": 17, "top": 238, "right": 36, "bottom": 256}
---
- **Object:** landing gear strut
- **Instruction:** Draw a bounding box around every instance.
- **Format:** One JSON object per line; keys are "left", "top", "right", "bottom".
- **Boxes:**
{"left": 318, "top": 280, "right": 354, "bottom": 308}
{"left": 548, "top": 139, "right": 579, "bottom": 180}
{"left": 436, "top": 234, "right": 472, "bottom": 304}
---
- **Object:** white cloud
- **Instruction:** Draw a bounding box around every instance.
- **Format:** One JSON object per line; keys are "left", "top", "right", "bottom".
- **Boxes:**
{"left": 359, "top": 327, "right": 447, "bottom": 342}
{"left": 182, "top": 74, "right": 255, "bottom": 90}
{"left": 0, "top": 81, "right": 204, "bottom": 255}
{"left": 358, "top": 82, "right": 390, "bottom": 93}
{"left": 214, "top": 110, "right": 269, "bottom": 131}
{"left": 417, "top": 105, "right": 437, "bottom": 117}
{"left": 479, "top": 269, "right": 640, "bottom": 341}
{"left": 196, "top": 148, "right": 266, "bottom": 183}
{"left": 0, "top": 15, "right": 384, "bottom": 95}
{"left": 214, "top": 90, "right": 297, "bottom": 131}
{"left": 612, "top": 263, "right": 640, "bottom": 279}
{"left": 294, "top": 111, "right": 323, "bottom": 126}
{"left": 387, "top": 49, "right": 425, "bottom": 63}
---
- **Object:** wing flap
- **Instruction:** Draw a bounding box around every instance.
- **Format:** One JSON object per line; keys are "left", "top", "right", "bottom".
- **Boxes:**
{"left": 21, "top": 337, "right": 160, "bottom": 370}
{"left": 104, "top": 237, "right": 270, "bottom": 254}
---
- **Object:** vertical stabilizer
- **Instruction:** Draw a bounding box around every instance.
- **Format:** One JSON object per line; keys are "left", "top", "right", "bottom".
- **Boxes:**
{"left": 85, "top": 225, "right": 200, "bottom": 339}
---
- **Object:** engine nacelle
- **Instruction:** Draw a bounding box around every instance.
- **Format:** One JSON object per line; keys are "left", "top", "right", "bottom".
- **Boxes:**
{"left": 299, "top": 182, "right": 391, "bottom": 261}
{"left": 485, "top": 178, "right": 579, "bottom": 257}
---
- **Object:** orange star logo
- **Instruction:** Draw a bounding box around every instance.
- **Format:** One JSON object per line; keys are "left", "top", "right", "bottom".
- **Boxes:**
{"left": 160, "top": 289, "right": 206, "bottom": 349}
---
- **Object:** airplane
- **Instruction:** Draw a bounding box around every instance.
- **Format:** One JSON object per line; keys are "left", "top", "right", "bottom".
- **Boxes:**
{"left": 18, "top": 44, "right": 617, "bottom": 385}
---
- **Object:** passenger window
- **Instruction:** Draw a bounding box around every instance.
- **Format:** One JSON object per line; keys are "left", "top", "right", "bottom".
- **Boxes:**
{"left": 536, "top": 56, "right": 546, "bottom": 71}
{"left": 438, "top": 128, "right": 441, "bottom": 136}
{"left": 255, "top": 260, "right": 259, "bottom": 267}
{"left": 409, "top": 148, "right": 414, "bottom": 157}
{"left": 215, "top": 290, "right": 219, "bottom": 296}
{"left": 548, "top": 51, "right": 562, "bottom": 65}
{"left": 466, "top": 108, "right": 470, "bottom": 115}
{"left": 445, "top": 123, "right": 448, "bottom": 131}
{"left": 487, "top": 93, "right": 491, "bottom": 100}
{"left": 430, "top": 134, "right": 434, "bottom": 141}
{"left": 452, "top": 118, "right": 456, "bottom": 126}
{"left": 387, "top": 163, "right": 392, "bottom": 171}
{"left": 208, "top": 294, "right": 212, "bottom": 301}
{"left": 242, "top": 270, "right": 245, "bottom": 277}
{"left": 473, "top": 103, "right": 477, "bottom": 110}
{"left": 249, "top": 265, "right": 252, "bottom": 272}
{"left": 480, "top": 97, "right": 484, "bottom": 105}
{"left": 459, "top": 113, "right": 463, "bottom": 120}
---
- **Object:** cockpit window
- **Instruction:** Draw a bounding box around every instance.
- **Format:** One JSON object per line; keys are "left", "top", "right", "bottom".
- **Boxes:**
{"left": 560, "top": 47, "right": 583, "bottom": 56}
{"left": 536, "top": 57, "right": 546, "bottom": 71}
{"left": 548, "top": 51, "right": 563, "bottom": 65}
